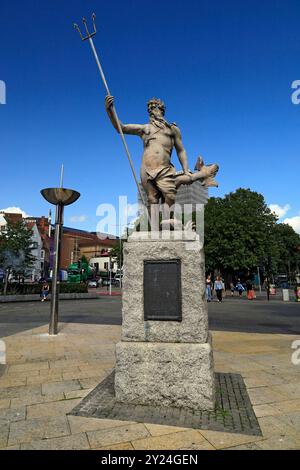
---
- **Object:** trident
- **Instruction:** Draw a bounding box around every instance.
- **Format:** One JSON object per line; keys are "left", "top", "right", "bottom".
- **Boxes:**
{"left": 74, "top": 13, "right": 147, "bottom": 209}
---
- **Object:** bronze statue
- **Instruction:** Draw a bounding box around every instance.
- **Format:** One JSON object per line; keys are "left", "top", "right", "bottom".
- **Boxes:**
{"left": 105, "top": 95, "right": 219, "bottom": 214}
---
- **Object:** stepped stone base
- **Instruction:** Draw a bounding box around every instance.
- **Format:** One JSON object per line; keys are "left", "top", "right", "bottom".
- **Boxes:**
{"left": 115, "top": 337, "right": 215, "bottom": 411}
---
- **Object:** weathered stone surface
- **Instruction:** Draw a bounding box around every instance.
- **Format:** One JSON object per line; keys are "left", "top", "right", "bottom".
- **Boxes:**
{"left": 41, "top": 379, "right": 81, "bottom": 396}
{"left": 20, "top": 433, "right": 90, "bottom": 450}
{"left": 199, "top": 430, "right": 263, "bottom": 450}
{"left": 115, "top": 340, "right": 215, "bottom": 411}
{"left": 0, "top": 406, "right": 26, "bottom": 424}
{"left": 87, "top": 423, "right": 149, "bottom": 449}
{"left": 26, "top": 398, "right": 81, "bottom": 419}
{"left": 0, "top": 424, "right": 9, "bottom": 449}
{"left": 121, "top": 234, "right": 208, "bottom": 344}
{"left": 114, "top": 233, "right": 215, "bottom": 411}
{"left": 8, "top": 416, "right": 70, "bottom": 446}
{"left": 0, "top": 399, "right": 10, "bottom": 410}
{"left": 131, "top": 429, "right": 213, "bottom": 450}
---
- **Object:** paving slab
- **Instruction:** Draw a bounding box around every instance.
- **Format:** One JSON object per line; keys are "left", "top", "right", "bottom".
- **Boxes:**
{"left": 8, "top": 416, "right": 70, "bottom": 446}
{"left": 41, "top": 379, "right": 82, "bottom": 395}
{"left": 255, "top": 434, "right": 300, "bottom": 450}
{"left": 0, "top": 399, "right": 10, "bottom": 410}
{"left": 27, "top": 398, "right": 81, "bottom": 419}
{"left": 10, "top": 392, "right": 64, "bottom": 408}
{"left": 0, "top": 406, "right": 26, "bottom": 424}
{"left": 0, "top": 423, "right": 9, "bottom": 449}
{"left": 67, "top": 415, "right": 135, "bottom": 434}
{"left": 144, "top": 423, "right": 187, "bottom": 436}
{"left": 132, "top": 430, "right": 213, "bottom": 450}
{"left": 20, "top": 432, "right": 90, "bottom": 450}
{"left": 199, "top": 430, "right": 263, "bottom": 450}
{"left": 87, "top": 423, "right": 150, "bottom": 449}
{"left": 96, "top": 442, "right": 134, "bottom": 450}
{"left": 64, "top": 389, "right": 92, "bottom": 400}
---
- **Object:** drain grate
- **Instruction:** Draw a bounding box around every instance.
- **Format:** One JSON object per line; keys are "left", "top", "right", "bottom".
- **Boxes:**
{"left": 70, "top": 371, "right": 262, "bottom": 436}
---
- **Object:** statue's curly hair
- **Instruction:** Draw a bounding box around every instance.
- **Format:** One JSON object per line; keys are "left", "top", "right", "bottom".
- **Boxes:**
{"left": 147, "top": 98, "right": 166, "bottom": 115}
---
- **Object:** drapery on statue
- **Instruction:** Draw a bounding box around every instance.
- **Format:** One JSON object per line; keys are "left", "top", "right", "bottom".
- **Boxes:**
{"left": 105, "top": 95, "right": 219, "bottom": 215}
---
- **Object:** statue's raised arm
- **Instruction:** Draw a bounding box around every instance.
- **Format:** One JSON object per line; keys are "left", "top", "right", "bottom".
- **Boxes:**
{"left": 105, "top": 95, "right": 146, "bottom": 136}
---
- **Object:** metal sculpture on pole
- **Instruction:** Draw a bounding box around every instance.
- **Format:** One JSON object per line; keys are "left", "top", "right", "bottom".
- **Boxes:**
{"left": 41, "top": 167, "right": 80, "bottom": 335}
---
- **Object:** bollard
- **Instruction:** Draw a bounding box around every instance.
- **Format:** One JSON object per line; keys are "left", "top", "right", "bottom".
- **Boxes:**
{"left": 282, "top": 289, "right": 290, "bottom": 302}
{"left": 0, "top": 340, "right": 6, "bottom": 364}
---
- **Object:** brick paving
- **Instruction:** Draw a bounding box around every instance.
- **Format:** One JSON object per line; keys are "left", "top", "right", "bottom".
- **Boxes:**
{"left": 71, "top": 371, "right": 261, "bottom": 436}
{"left": 0, "top": 323, "right": 300, "bottom": 449}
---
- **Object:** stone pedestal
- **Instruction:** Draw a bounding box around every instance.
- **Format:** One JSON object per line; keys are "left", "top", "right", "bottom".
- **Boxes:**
{"left": 114, "top": 231, "right": 215, "bottom": 411}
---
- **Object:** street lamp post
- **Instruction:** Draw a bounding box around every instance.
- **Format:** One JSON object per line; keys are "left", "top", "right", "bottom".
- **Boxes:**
{"left": 41, "top": 187, "right": 80, "bottom": 335}
{"left": 109, "top": 256, "right": 112, "bottom": 296}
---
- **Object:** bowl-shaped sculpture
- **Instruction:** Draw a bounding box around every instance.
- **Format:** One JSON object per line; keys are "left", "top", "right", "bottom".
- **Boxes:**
{"left": 41, "top": 188, "right": 80, "bottom": 206}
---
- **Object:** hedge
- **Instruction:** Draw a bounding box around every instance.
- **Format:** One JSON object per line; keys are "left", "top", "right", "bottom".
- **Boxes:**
{"left": 0, "top": 282, "right": 88, "bottom": 295}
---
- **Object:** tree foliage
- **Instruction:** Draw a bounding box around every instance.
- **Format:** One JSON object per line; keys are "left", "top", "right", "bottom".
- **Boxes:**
{"left": 204, "top": 188, "right": 300, "bottom": 276}
{"left": 109, "top": 240, "right": 124, "bottom": 269}
{"left": 273, "top": 223, "right": 300, "bottom": 274}
{"left": 0, "top": 219, "right": 36, "bottom": 276}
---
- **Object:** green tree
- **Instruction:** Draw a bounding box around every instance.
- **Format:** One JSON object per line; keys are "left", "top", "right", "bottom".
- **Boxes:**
{"left": 0, "top": 219, "right": 36, "bottom": 293}
{"left": 80, "top": 255, "right": 89, "bottom": 265}
{"left": 204, "top": 188, "right": 278, "bottom": 275}
{"left": 109, "top": 240, "right": 124, "bottom": 269}
{"left": 273, "top": 223, "right": 300, "bottom": 277}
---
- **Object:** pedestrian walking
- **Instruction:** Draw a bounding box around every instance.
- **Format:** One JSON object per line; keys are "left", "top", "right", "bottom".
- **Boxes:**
{"left": 214, "top": 275, "right": 224, "bottom": 302}
{"left": 206, "top": 275, "right": 213, "bottom": 302}
{"left": 236, "top": 279, "right": 245, "bottom": 297}
{"left": 246, "top": 279, "right": 255, "bottom": 300}
{"left": 230, "top": 282, "right": 235, "bottom": 296}
{"left": 40, "top": 282, "right": 50, "bottom": 302}
{"left": 265, "top": 278, "right": 270, "bottom": 301}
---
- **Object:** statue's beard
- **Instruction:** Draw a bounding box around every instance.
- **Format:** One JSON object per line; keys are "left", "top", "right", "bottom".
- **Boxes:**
{"left": 149, "top": 113, "right": 171, "bottom": 129}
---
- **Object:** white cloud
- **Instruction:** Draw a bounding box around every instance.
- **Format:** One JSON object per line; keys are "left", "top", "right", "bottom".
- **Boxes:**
{"left": 69, "top": 215, "right": 87, "bottom": 223}
{"left": 269, "top": 204, "right": 291, "bottom": 219}
{"left": 0, "top": 207, "right": 30, "bottom": 218}
{"left": 283, "top": 215, "right": 300, "bottom": 234}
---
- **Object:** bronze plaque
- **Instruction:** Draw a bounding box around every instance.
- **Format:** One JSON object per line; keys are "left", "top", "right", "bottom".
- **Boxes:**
{"left": 144, "top": 259, "right": 182, "bottom": 321}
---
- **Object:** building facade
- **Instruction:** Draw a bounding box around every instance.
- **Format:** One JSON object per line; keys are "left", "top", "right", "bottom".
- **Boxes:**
{"left": 59, "top": 227, "right": 118, "bottom": 272}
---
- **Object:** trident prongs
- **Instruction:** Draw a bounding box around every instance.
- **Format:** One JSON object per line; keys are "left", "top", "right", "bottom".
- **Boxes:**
{"left": 73, "top": 13, "right": 97, "bottom": 41}
{"left": 73, "top": 23, "right": 84, "bottom": 40}
{"left": 73, "top": 12, "right": 149, "bottom": 211}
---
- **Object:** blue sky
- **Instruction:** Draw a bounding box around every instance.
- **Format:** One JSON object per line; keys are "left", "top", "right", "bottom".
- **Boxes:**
{"left": 1, "top": 0, "right": 300, "bottom": 233}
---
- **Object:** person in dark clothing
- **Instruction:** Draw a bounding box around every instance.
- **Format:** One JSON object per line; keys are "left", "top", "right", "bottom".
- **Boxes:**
{"left": 214, "top": 276, "right": 224, "bottom": 302}
{"left": 40, "top": 282, "right": 50, "bottom": 302}
{"left": 246, "top": 279, "right": 255, "bottom": 300}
